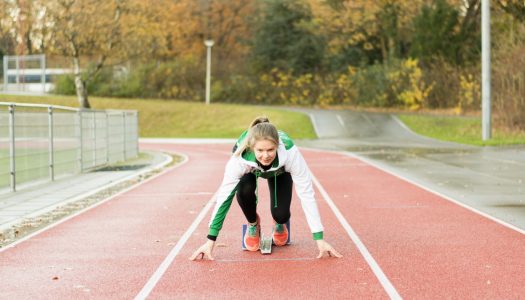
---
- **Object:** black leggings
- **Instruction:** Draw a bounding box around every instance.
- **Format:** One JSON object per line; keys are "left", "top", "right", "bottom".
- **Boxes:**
{"left": 236, "top": 172, "right": 293, "bottom": 224}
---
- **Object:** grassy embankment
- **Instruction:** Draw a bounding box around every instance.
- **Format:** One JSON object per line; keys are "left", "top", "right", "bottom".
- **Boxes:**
{"left": 0, "top": 94, "right": 316, "bottom": 139}
{"left": 2, "top": 94, "right": 524, "bottom": 146}
{"left": 397, "top": 114, "right": 525, "bottom": 146}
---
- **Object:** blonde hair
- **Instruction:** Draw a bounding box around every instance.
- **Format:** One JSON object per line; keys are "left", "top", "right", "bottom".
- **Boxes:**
{"left": 234, "top": 116, "right": 279, "bottom": 157}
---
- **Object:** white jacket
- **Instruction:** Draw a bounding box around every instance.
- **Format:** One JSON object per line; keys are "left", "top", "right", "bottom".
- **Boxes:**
{"left": 207, "top": 131, "right": 324, "bottom": 240}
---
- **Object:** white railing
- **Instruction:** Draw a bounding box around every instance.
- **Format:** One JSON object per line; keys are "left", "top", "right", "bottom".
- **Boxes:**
{"left": 0, "top": 102, "right": 139, "bottom": 192}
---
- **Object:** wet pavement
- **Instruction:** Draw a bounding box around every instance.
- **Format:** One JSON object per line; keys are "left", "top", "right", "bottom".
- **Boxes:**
{"left": 0, "top": 150, "right": 173, "bottom": 247}
{"left": 291, "top": 108, "right": 525, "bottom": 231}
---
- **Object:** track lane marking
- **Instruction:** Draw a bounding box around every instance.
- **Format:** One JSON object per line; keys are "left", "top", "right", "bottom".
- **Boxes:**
{"left": 0, "top": 151, "right": 183, "bottom": 253}
{"left": 341, "top": 151, "right": 525, "bottom": 235}
{"left": 311, "top": 172, "right": 402, "bottom": 300}
{"left": 134, "top": 192, "right": 217, "bottom": 300}
{"left": 302, "top": 146, "right": 525, "bottom": 235}
{"left": 309, "top": 113, "right": 321, "bottom": 137}
{"left": 336, "top": 114, "right": 346, "bottom": 127}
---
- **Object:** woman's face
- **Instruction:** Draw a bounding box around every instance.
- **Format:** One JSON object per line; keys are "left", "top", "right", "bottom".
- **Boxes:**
{"left": 253, "top": 139, "right": 277, "bottom": 166}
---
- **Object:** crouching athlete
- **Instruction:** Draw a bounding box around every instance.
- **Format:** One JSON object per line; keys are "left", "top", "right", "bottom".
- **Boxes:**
{"left": 190, "top": 116, "right": 342, "bottom": 260}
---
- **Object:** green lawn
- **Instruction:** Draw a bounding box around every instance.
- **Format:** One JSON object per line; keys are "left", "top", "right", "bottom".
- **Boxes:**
{"left": 0, "top": 94, "right": 316, "bottom": 139}
{"left": 3, "top": 94, "right": 523, "bottom": 146}
{"left": 397, "top": 114, "right": 525, "bottom": 146}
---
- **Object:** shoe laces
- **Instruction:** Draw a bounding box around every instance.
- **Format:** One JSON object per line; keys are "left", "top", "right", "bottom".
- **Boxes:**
{"left": 248, "top": 224, "right": 258, "bottom": 237}
{"left": 275, "top": 223, "right": 284, "bottom": 233}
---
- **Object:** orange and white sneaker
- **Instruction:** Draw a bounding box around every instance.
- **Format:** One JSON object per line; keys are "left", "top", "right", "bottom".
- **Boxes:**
{"left": 244, "top": 214, "right": 261, "bottom": 251}
{"left": 272, "top": 222, "right": 288, "bottom": 246}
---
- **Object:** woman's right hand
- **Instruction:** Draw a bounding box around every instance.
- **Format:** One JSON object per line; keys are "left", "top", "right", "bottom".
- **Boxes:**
{"left": 189, "top": 239, "right": 216, "bottom": 261}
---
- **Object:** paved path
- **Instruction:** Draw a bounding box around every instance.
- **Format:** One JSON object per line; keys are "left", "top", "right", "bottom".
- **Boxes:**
{"left": 0, "top": 142, "right": 523, "bottom": 299}
{"left": 0, "top": 150, "right": 171, "bottom": 247}
{"left": 292, "top": 108, "right": 525, "bottom": 231}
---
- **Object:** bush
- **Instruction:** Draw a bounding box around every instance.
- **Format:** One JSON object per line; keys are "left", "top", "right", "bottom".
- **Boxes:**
{"left": 352, "top": 63, "right": 390, "bottom": 106}
{"left": 215, "top": 61, "right": 436, "bottom": 109}
{"left": 52, "top": 58, "right": 205, "bottom": 101}
{"left": 212, "top": 75, "right": 257, "bottom": 103}
{"left": 456, "top": 72, "right": 480, "bottom": 114}
{"left": 52, "top": 66, "right": 116, "bottom": 96}
{"left": 421, "top": 61, "right": 461, "bottom": 108}
{"left": 493, "top": 43, "right": 525, "bottom": 130}
{"left": 389, "top": 59, "right": 434, "bottom": 110}
{"left": 52, "top": 74, "right": 76, "bottom": 95}
{"left": 350, "top": 59, "right": 434, "bottom": 109}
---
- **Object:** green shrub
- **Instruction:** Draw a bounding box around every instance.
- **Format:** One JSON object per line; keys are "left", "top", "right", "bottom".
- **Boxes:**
{"left": 352, "top": 63, "right": 390, "bottom": 106}
{"left": 52, "top": 59, "right": 205, "bottom": 101}
{"left": 52, "top": 75, "right": 76, "bottom": 95}
{"left": 214, "top": 75, "right": 258, "bottom": 103}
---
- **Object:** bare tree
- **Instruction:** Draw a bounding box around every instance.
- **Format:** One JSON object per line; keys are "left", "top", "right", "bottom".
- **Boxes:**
{"left": 41, "top": 0, "right": 126, "bottom": 108}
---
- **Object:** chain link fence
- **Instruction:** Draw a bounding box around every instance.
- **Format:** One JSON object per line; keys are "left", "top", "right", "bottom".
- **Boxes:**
{"left": 0, "top": 102, "right": 138, "bottom": 192}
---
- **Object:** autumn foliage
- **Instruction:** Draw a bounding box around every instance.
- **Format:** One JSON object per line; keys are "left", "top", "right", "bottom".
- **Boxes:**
{"left": 0, "top": 0, "right": 524, "bottom": 128}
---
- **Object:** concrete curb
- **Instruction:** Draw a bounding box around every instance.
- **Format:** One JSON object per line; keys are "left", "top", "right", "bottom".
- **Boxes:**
{"left": 0, "top": 150, "right": 175, "bottom": 248}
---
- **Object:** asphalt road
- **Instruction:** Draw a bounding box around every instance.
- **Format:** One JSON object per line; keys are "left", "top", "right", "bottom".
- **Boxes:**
{"left": 291, "top": 108, "right": 525, "bottom": 232}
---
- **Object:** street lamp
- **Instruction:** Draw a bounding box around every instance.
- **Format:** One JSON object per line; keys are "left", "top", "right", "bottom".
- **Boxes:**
{"left": 481, "top": 0, "right": 491, "bottom": 141}
{"left": 204, "top": 39, "right": 214, "bottom": 105}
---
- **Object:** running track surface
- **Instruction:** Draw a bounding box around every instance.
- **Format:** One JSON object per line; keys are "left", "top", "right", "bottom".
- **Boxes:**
{"left": 0, "top": 143, "right": 523, "bottom": 299}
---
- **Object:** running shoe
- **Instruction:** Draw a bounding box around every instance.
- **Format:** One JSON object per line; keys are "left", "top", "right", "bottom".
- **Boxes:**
{"left": 272, "top": 221, "right": 288, "bottom": 246}
{"left": 244, "top": 214, "right": 261, "bottom": 251}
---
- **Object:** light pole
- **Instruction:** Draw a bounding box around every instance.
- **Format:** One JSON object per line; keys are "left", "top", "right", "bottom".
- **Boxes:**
{"left": 204, "top": 39, "right": 214, "bottom": 105}
{"left": 481, "top": 0, "right": 491, "bottom": 141}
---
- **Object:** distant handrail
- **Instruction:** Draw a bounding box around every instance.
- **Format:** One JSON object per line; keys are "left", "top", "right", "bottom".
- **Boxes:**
{"left": 0, "top": 102, "right": 137, "bottom": 113}
{"left": 0, "top": 101, "right": 78, "bottom": 111}
{"left": 0, "top": 102, "right": 139, "bottom": 193}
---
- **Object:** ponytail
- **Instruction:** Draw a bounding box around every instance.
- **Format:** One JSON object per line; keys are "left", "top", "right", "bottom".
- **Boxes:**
{"left": 234, "top": 116, "right": 278, "bottom": 157}
{"left": 249, "top": 116, "right": 269, "bottom": 128}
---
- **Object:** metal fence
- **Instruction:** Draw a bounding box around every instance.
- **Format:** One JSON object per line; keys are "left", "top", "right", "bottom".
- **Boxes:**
{"left": 0, "top": 102, "right": 139, "bottom": 192}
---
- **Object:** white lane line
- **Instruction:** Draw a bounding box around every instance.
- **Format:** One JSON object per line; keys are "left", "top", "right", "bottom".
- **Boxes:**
{"left": 336, "top": 114, "right": 346, "bottom": 127}
{"left": 309, "top": 113, "right": 321, "bottom": 138}
{"left": 341, "top": 151, "right": 525, "bottom": 235}
{"left": 0, "top": 151, "right": 185, "bottom": 253}
{"left": 311, "top": 173, "right": 402, "bottom": 300}
{"left": 302, "top": 146, "right": 525, "bottom": 235}
{"left": 134, "top": 193, "right": 216, "bottom": 300}
{"left": 360, "top": 113, "right": 375, "bottom": 127}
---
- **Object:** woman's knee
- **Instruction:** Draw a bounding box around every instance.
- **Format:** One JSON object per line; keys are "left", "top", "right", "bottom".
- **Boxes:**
{"left": 236, "top": 174, "right": 256, "bottom": 200}
{"left": 272, "top": 210, "right": 290, "bottom": 224}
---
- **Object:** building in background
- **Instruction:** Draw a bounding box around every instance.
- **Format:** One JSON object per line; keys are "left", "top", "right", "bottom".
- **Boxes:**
{"left": 2, "top": 54, "right": 71, "bottom": 94}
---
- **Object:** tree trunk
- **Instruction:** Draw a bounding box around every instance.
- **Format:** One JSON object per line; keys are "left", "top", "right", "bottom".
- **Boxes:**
{"left": 73, "top": 56, "right": 91, "bottom": 109}
{"left": 380, "top": 36, "right": 388, "bottom": 65}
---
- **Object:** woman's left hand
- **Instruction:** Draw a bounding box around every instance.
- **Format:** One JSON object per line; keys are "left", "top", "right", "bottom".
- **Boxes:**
{"left": 316, "top": 240, "right": 342, "bottom": 258}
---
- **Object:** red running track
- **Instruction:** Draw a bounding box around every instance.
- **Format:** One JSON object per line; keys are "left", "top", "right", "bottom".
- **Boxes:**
{"left": 0, "top": 143, "right": 523, "bottom": 299}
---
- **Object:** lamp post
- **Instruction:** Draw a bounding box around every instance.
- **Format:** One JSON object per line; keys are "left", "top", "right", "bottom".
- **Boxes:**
{"left": 481, "top": 0, "right": 491, "bottom": 140}
{"left": 204, "top": 39, "right": 214, "bottom": 105}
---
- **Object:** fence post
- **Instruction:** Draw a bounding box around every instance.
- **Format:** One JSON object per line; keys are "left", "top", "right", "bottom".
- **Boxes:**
{"left": 15, "top": 56, "right": 20, "bottom": 88}
{"left": 122, "top": 112, "right": 126, "bottom": 161}
{"left": 135, "top": 112, "right": 139, "bottom": 157}
{"left": 106, "top": 111, "right": 110, "bottom": 164}
{"left": 93, "top": 111, "right": 97, "bottom": 166}
{"left": 3, "top": 56, "right": 7, "bottom": 92}
{"left": 48, "top": 106, "right": 55, "bottom": 181}
{"left": 78, "top": 110, "right": 84, "bottom": 172}
{"left": 41, "top": 55, "right": 46, "bottom": 93}
{"left": 8, "top": 104, "right": 16, "bottom": 192}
